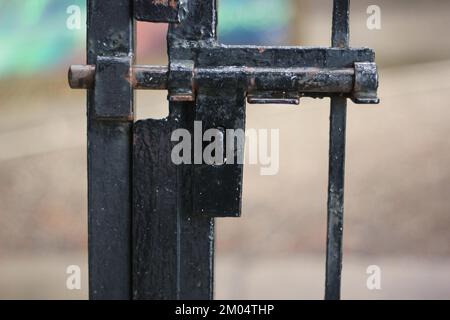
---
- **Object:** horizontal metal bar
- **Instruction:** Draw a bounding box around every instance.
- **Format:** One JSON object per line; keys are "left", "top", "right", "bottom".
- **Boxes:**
{"left": 170, "top": 46, "right": 375, "bottom": 68}
{"left": 195, "top": 66, "right": 355, "bottom": 93}
{"left": 69, "top": 65, "right": 356, "bottom": 93}
{"left": 132, "top": 65, "right": 169, "bottom": 90}
{"left": 69, "top": 65, "right": 166, "bottom": 90}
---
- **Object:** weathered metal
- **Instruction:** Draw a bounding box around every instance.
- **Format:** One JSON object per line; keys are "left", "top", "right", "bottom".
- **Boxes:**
{"left": 134, "top": 0, "right": 186, "bottom": 23}
{"left": 133, "top": 0, "right": 219, "bottom": 299}
{"left": 93, "top": 56, "right": 133, "bottom": 120}
{"left": 70, "top": 61, "right": 378, "bottom": 104}
{"left": 71, "top": 0, "right": 379, "bottom": 300}
{"left": 86, "top": 0, "right": 134, "bottom": 300}
{"left": 325, "top": 0, "right": 351, "bottom": 301}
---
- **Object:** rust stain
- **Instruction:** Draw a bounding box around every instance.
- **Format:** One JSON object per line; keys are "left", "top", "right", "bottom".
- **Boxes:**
{"left": 125, "top": 67, "right": 137, "bottom": 88}
{"left": 170, "top": 94, "right": 195, "bottom": 102}
{"left": 169, "top": 0, "right": 178, "bottom": 10}
{"left": 151, "top": 0, "right": 178, "bottom": 9}
{"left": 152, "top": 0, "right": 169, "bottom": 6}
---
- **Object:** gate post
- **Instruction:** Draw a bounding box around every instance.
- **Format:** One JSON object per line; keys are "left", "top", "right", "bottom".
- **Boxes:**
{"left": 86, "top": 0, "right": 134, "bottom": 300}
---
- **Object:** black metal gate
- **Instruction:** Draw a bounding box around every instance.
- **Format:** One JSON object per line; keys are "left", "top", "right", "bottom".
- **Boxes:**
{"left": 69, "top": 0, "right": 379, "bottom": 300}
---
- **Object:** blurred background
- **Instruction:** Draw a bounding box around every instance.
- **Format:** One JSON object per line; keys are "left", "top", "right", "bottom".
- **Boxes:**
{"left": 1, "top": 0, "right": 450, "bottom": 299}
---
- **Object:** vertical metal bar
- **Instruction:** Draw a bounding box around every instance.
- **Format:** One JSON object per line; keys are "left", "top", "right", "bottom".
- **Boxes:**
{"left": 331, "top": 0, "right": 350, "bottom": 48}
{"left": 169, "top": 0, "right": 217, "bottom": 300}
{"left": 87, "top": 0, "right": 134, "bottom": 299}
{"left": 325, "top": 0, "right": 350, "bottom": 300}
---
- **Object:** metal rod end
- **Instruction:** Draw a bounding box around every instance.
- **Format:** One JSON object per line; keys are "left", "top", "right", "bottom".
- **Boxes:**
{"left": 68, "top": 65, "right": 95, "bottom": 89}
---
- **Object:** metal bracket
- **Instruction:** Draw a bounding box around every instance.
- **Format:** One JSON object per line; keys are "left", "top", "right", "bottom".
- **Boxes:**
{"left": 93, "top": 55, "right": 133, "bottom": 121}
{"left": 353, "top": 62, "right": 379, "bottom": 104}
{"left": 168, "top": 60, "right": 195, "bottom": 101}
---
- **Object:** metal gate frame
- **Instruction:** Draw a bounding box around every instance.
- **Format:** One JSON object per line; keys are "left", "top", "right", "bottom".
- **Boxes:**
{"left": 69, "top": 0, "right": 379, "bottom": 300}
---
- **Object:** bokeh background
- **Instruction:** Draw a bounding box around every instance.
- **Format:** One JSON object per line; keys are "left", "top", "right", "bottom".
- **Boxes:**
{"left": 1, "top": 0, "right": 450, "bottom": 299}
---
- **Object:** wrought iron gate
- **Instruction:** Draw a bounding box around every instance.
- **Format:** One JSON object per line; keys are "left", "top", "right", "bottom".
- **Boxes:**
{"left": 69, "top": 0, "right": 379, "bottom": 300}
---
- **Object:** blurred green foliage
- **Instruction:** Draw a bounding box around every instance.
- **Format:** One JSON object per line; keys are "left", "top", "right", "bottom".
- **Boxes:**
{"left": 0, "top": 0, "right": 85, "bottom": 78}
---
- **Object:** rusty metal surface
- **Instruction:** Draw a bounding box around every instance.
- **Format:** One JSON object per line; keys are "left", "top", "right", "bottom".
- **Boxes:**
{"left": 70, "top": 60, "right": 378, "bottom": 103}
{"left": 68, "top": 65, "right": 95, "bottom": 89}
